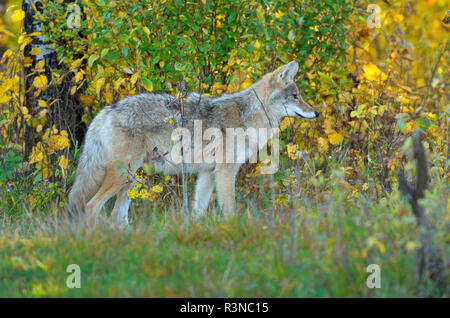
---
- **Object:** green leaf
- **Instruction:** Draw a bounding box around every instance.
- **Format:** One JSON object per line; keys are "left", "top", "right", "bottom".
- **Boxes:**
{"left": 101, "top": 48, "right": 109, "bottom": 59}
{"left": 151, "top": 56, "right": 160, "bottom": 65}
{"left": 174, "top": 62, "right": 186, "bottom": 71}
{"left": 88, "top": 54, "right": 99, "bottom": 68}
{"left": 121, "top": 46, "right": 128, "bottom": 58}
{"left": 141, "top": 76, "right": 153, "bottom": 91}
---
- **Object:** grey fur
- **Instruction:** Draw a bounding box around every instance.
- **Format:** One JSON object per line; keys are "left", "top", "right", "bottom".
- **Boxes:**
{"left": 67, "top": 61, "right": 319, "bottom": 221}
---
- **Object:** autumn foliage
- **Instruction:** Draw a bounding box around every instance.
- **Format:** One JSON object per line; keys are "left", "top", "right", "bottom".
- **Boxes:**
{"left": 0, "top": 0, "right": 448, "bottom": 297}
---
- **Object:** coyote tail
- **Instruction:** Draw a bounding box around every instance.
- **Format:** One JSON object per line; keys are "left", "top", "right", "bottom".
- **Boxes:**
{"left": 68, "top": 136, "right": 106, "bottom": 216}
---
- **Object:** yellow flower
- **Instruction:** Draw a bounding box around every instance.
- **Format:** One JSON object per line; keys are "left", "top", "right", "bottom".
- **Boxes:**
{"left": 127, "top": 188, "right": 138, "bottom": 199}
{"left": 280, "top": 117, "right": 295, "bottom": 131}
{"left": 318, "top": 137, "right": 329, "bottom": 152}
{"left": 328, "top": 133, "right": 344, "bottom": 145}
{"left": 151, "top": 185, "right": 163, "bottom": 193}
{"left": 426, "top": 112, "right": 437, "bottom": 121}
{"left": 287, "top": 144, "right": 299, "bottom": 160}
{"left": 29, "top": 143, "right": 44, "bottom": 164}
{"left": 48, "top": 134, "right": 70, "bottom": 152}
{"left": 135, "top": 169, "right": 144, "bottom": 179}
{"left": 274, "top": 195, "right": 288, "bottom": 208}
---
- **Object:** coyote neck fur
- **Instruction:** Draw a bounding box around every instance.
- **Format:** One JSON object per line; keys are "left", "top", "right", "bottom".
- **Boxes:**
{"left": 209, "top": 79, "right": 279, "bottom": 131}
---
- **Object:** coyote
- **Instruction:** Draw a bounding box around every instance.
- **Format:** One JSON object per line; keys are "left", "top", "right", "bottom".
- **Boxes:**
{"left": 68, "top": 61, "right": 319, "bottom": 226}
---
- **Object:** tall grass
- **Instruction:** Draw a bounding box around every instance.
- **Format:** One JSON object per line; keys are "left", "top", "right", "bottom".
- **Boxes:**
{"left": 1, "top": 174, "right": 447, "bottom": 297}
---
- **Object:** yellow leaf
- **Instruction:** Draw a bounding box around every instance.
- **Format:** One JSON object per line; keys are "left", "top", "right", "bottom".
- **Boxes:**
{"left": 1, "top": 49, "right": 13, "bottom": 63}
{"left": 10, "top": 9, "right": 25, "bottom": 23}
{"left": 70, "top": 58, "right": 84, "bottom": 71}
{"left": 73, "top": 71, "right": 83, "bottom": 83}
{"left": 130, "top": 73, "right": 139, "bottom": 85}
{"left": 328, "top": 133, "right": 344, "bottom": 145}
{"left": 0, "top": 96, "right": 12, "bottom": 103}
{"left": 318, "top": 137, "right": 329, "bottom": 152}
{"left": 362, "top": 64, "right": 387, "bottom": 82}
{"left": 32, "top": 75, "right": 48, "bottom": 89}
{"left": 280, "top": 117, "right": 295, "bottom": 131}
{"left": 37, "top": 109, "right": 47, "bottom": 118}
{"left": 36, "top": 60, "right": 45, "bottom": 69}
{"left": 30, "top": 48, "right": 41, "bottom": 56}
{"left": 322, "top": 118, "right": 336, "bottom": 135}
{"left": 29, "top": 150, "right": 44, "bottom": 164}
{"left": 21, "top": 107, "right": 29, "bottom": 115}
{"left": 392, "top": 13, "right": 403, "bottom": 23}
{"left": 397, "top": 95, "right": 411, "bottom": 104}
{"left": 36, "top": 161, "right": 49, "bottom": 179}
{"left": 239, "top": 79, "right": 253, "bottom": 90}
{"left": 95, "top": 77, "right": 105, "bottom": 96}
{"left": 143, "top": 26, "right": 150, "bottom": 36}
{"left": 114, "top": 78, "right": 126, "bottom": 90}
{"left": 59, "top": 155, "right": 69, "bottom": 170}
{"left": 28, "top": 32, "right": 42, "bottom": 37}
{"left": 6, "top": 5, "right": 18, "bottom": 14}
{"left": 80, "top": 95, "right": 93, "bottom": 105}
{"left": 377, "top": 241, "right": 386, "bottom": 254}
{"left": 105, "top": 92, "right": 113, "bottom": 104}
{"left": 390, "top": 51, "right": 396, "bottom": 61}
{"left": 38, "top": 99, "right": 47, "bottom": 107}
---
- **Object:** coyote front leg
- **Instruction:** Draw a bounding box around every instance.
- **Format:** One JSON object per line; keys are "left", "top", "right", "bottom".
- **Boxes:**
{"left": 111, "top": 185, "right": 132, "bottom": 227}
{"left": 193, "top": 171, "right": 215, "bottom": 217}
{"left": 215, "top": 165, "right": 238, "bottom": 216}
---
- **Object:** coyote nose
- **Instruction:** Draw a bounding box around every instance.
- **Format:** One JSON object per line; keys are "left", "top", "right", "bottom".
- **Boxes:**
{"left": 314, "top": 111, "right": 320, "bottom": 118}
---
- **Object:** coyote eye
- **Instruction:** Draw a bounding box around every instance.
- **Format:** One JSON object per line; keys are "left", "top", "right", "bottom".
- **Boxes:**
{"left": 293, "top": 94, "right": 298, "bottom": 99}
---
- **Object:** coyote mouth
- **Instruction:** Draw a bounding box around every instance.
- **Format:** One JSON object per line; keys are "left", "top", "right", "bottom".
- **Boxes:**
{"left": 295, "top": 112, "right": 307, "bottom": 119}
{"left": 295, "top": 111, "right": 319, "bottom": 119}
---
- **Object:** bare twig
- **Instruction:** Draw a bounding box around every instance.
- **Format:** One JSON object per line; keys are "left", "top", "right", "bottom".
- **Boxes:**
{"left": 177, "top": 77, "right": 190, "bottom": 223}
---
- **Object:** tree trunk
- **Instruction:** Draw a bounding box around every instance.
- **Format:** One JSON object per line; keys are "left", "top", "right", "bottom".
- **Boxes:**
{"left": 22, "top": 0, "right": 86, "bottom": 158}
{"left": 0, "top": 0, "right": 6, "bottom": 58}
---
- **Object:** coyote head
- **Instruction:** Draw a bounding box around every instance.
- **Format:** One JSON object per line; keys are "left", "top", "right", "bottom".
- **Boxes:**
{"left": 265, "top": 61, "right": 319, "bottom": 120}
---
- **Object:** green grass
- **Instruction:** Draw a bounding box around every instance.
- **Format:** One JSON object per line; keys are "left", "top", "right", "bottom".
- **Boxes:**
{"left": 0, "top": 181, "right": 448, "bottom": 297}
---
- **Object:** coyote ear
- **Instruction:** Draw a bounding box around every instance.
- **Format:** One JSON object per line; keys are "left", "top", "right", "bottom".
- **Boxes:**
{"left": 280, "top": 61, "right": 299, "bottom": 83}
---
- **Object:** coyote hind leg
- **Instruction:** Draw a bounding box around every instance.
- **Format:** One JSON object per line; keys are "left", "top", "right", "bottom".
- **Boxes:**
{"left": 85, "top": 165, "right": 125, "bottom": 228}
